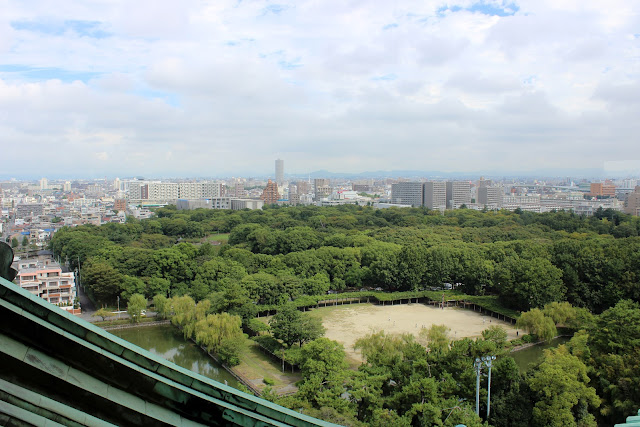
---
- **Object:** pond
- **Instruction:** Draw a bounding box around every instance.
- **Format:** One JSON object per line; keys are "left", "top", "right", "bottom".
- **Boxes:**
{"left": 511, "top": 336, "right": 571, "bottom": 372}
{"left": 110, "top": 324, "right": 240, "bottom": 388}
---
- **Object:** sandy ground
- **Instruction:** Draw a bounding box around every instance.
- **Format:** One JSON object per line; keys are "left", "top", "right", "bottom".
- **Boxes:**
{"left": 312, "top": 303, "right": 519, "bottom": 365}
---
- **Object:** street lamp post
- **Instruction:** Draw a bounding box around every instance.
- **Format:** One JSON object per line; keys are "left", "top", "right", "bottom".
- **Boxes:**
{"left": 474, "top": 358, "right": 482, "bottom": 416}
{"left": 485, "top": 355, "right": 496, "bottom": 419}
{"left": 474, "top": 355, "right": 497, "bottom": 419}
{"left": 117, "top": 296, "right": 120, "bottom": 320}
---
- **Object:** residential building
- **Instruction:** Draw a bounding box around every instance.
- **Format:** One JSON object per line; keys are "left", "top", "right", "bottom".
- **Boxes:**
{"left": 178, "top": 182, "right": 224, "bottom": 199}
{"left": 624, "top": 186, "right": 640, "bottom": 216}
{"left": 260, "top": 180, "right": 280, "bottom": 204}
{"left": 424, "top": 181, "right": 447, "bottom": 210}
{"left": 127, "top": 181, "right": 224, "bottom": 204}
{"left": 288, "top": 184, "right": 300, "bottom": 206}
{"left": 113, "top": 199, "right": 127, "bottom": 212}
{"left": 391, "top": 182, "right": 423, "bottom": 207}
{"left": 15, "top": 203, "right": 44, "bottom": 219}
{"left": 446, "top": 181, "right": 471, "bottom": 209}
{"left": 13, "top": 257, "right": 79, "bottom": 314}
{"left": 233, "top": 181, "right": 246, "bottom": 197}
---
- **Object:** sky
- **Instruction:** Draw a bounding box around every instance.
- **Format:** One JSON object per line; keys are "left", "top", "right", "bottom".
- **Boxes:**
{"left": 1, "top": 0, "right": 639, "bottom": 179}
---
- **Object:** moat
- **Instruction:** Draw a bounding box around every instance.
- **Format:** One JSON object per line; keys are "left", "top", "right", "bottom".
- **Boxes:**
{"left": 111, "top": 323, "right": 240, "bottom": 388}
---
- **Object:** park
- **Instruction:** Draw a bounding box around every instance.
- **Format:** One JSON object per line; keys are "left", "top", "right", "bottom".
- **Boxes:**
{"left": 306, "top": 302, "right": 518, "bottom": 366}
{"left": 49, "top": 205, "right": 640, "bottom": 426}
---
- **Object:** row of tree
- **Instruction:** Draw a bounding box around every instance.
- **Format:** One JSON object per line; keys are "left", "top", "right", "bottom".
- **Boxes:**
{"left": 53, "top": 211, "right": 640, "bottom": 314}
{"left": 165, "top": 295, "right": 245, "bottom": 366}
{"left": 264, "top": 300, "right": 639, "bottom": 426}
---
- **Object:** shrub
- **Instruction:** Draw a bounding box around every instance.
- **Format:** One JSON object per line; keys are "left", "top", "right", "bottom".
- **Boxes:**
{"left": 263, "top": 377, "right": 275, "bottom": 386}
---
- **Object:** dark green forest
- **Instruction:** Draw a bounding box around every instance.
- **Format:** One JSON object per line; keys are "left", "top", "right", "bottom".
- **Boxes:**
{"left": 50, "top": 205, "right": 640, "bottom": 425}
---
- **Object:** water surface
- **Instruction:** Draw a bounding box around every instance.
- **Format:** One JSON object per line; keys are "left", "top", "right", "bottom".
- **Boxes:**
{"left": 511, "top": 336, "right": 571, "bottom": 372}
{"left": 111, "top": 324, "right": 239, "bottom": 388}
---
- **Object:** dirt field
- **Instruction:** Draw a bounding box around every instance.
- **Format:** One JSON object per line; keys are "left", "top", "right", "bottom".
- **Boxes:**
{"left": 308, "top": 303, "right": 519, "bottom": 365}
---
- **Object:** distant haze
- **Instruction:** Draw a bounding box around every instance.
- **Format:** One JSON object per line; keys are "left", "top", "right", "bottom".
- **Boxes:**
{"left": 1, "top": 1, "right": 639, "bottom": 178}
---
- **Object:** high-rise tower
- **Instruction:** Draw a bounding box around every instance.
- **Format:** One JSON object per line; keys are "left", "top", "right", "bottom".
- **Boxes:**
{"left": 275, "top": 159, "right": 284, "bottom": 185}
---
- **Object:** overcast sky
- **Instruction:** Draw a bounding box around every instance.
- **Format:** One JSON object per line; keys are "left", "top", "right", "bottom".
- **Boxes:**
{"left": 1, "top": 0, "right": 639, "bottom": 179}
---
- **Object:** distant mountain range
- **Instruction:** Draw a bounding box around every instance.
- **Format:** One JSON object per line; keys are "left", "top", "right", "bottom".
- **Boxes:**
{"left": 284, "top": 168, "right": 611, "bottom": 180}
{"left": 5, "top": 167, "right": 635, "bottom": 182}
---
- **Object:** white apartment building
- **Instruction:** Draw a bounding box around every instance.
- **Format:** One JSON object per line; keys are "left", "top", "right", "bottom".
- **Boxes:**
{"left": 178, "top": 182, "right": 224, "bottom": 199}
{"left": 127, "top": 181, "right": 224, "bottom": 204}
{"left": 502, "top": 195, "right": 542, "bottom": 212}
{"left": 13, "top": 257, "right": 79, "bottom": 313}
{"left": 148, "top": 182, "right": 179, "bottom": 200}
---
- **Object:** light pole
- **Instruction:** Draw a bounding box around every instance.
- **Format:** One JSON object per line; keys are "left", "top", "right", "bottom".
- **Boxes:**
{"left": 77, "top": 256, "right": 82, "bottom": 289}
{"left": 117, "top": 296, "right": 120, "bottom": 320}
{"left": 474, "top": 355, "right": 497, "bottom": 419}
{"left": 485, "top": 355, "right": 496, "bottom": 419}
{"left": 474, "top": 358, "right": 482, "bottom": 416}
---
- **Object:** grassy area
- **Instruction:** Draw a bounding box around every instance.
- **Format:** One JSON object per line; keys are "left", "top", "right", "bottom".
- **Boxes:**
{"left": 94, "top": 316, "right": 160, "bottom": 327}
{"left": 204, "top": 233, "right": 230, "bottom": 243}
{"left": 457, "top": 295, "right": 521, "bottom": 319}
{"left": 233, "top": 338, "right": 301, "bottom": 395}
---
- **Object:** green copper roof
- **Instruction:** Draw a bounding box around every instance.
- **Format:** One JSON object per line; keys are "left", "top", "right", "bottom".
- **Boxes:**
{"left": 0, "top": 275, "right": 338, "bottom": 426}
{"left": 615, "top": 410, "right": 640, "bottom": 427}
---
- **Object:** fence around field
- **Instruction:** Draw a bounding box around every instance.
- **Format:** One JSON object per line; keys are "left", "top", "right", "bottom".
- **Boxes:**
{"left": 101, "top": 319, "right": 171, "bottom": 331}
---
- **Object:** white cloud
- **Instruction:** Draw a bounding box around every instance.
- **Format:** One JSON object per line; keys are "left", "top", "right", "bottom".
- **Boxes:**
{"left": 0, "top": 0, "right": 639, "bottom": 178}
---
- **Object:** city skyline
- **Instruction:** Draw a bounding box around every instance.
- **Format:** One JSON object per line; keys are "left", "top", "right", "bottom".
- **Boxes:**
{"left": 1, "top": 1, "right": 639, "bottom": 177}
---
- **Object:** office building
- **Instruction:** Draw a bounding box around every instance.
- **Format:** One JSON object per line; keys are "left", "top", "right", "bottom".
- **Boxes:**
{"left": 294, "top": 181, "right": 311, "bottom": 195}
{"left": 478, "top": 177, "right": 492, "bottom": 188}
{"left": 589, "top": 181, "right": 616, "bottom": 198}
{"left": 390, "top": 182, "right": 423, "bottom": 207}
{"left": 478, "top": 186, "right": 503, "bottom": 207}
{"left": 314, "top": 179, "right": 331, "bottom": 201}
{"left": 423, "top": 182, "right": 446, "bottom": 210}
{"left": 176, "top": 198, "right": 264, "bottom": 211}
{"left": 275, "top": 159, "right": 284, "bottom": 185}
{"left": 446, "top": 181, "right": 471, "bottom": 209}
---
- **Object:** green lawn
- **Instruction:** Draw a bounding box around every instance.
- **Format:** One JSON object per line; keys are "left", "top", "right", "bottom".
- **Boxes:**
{"left": 205, "top": 233, "right": 230, "bottom": 243}
{"left": 234, "top": 338, "right": 301, "bottom": 395}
